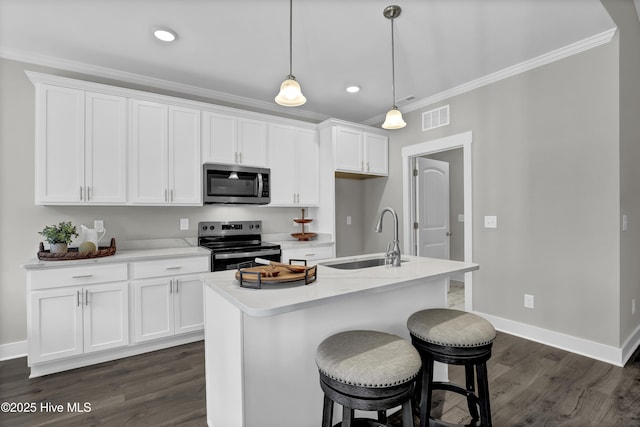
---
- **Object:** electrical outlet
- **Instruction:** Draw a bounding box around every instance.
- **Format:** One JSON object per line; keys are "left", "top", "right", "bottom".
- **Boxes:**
{"left": 180, "top": 218, "right": 189, "bottom": 231}
{"left": 484, "top": 215, "right": 497, "bottom": 228}
{"left": 94, "top": 220, "right": 104, "bottom": 233}
{"left": 347, "top": 216, "right": 352, "bottom": 225}
{"left": 524, "top": 294, "right": 535, "bottom": 309}
{"left": 633, "top": 299, "right": 636, "bottom": 315}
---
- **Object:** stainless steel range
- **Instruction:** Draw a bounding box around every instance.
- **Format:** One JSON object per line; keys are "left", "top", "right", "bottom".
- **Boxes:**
{"left": 198, "top": 221, "right": 281, "bottom": 271}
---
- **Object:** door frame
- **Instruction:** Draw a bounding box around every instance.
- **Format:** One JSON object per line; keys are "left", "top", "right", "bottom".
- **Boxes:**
{"left": 402, "top": 131, "right": 473, "bottom": 311}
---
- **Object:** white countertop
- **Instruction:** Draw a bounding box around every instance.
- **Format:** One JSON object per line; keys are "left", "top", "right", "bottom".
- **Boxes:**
{"left": 262, "top": 233, "right": 334, "bottom": 249}
{"left": 22, "top": 238, "right": 210, "bottom": 270}
{"left": 201, "top": 254, "right": 479, "bottom": 317}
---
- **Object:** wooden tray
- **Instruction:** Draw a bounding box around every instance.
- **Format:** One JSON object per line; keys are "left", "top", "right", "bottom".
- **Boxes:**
{"left": 38, "top": 238, "right": 117, "bottom": 261}
{"left": 236, "top": 264, "right": 317, "bottom": 289}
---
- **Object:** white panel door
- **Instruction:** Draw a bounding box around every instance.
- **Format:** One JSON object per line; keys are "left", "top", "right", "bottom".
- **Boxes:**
{"left": 35, "top": 85, "right": 85, "bottom": 204}
{"left": 295, "top": 128, "right": 319, "bottom": 206}
{"left": 267, "top": 124, "right": 296, "bottom": 205}
{"left": 334, "top": 127, "right": 363, "bottom": 172}
{"left": 416, "top": 157, "right": 450, "bottom": 259}
{"left": 30, "top": 288, "right": 83, "bottom": 363}
{"left": 85, "top": 92, "right": 127, "bottom": 204}
{"left": 174, "top": 275, "right": 204, "bottom": 334}
{"left": 238, "top": 119, "right": 268, "bottom": 167}
{"left": 168, "top": 106, "right": 201, "bottom": 204}
{"left": 133, "top": 279, "right": 174, "bottom": 342}
{"left": 129, "top": 100, "right": 169, "bottom": 204}
{"left": 364, "top": 133, "right": 388, "bottom": 175}
{"left": 83, "top": 283, "right": 129, "bottom": 353}
{"left": 201, "top": 112, "right": 236, "bottom": 164}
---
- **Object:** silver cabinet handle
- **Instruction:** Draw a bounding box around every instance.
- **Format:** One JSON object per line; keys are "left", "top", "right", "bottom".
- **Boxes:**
{"left": 80, "top": 186, "right": 83, "bottom": 201}
{"left": 366, "top": 162, "right": 370, "bottom": 172}
{"left": 77, "top": 290, "right": 81, "bottom": 307}
{"left": 174, "top": 279, "right": 179, "bottom": 293}
{"left": 87, "top": 186, "right": 91, "bottom": 201}
{"left": 169, "top": 279, "right": 173, "bottom": 294}
{"left": 238, "top": 152, "right": 242, "bottom": 163}
{"left": 85, "top": 289, "right": 89, "bottom": 306}
{"left": 164, "top": 189, "right": 168, "bottom": 202}
{"left": 165, "top": 266, "right": 182, "bottom": 270}
{"left": 170, "top": 189, "right": 174, "bottom": 203}
{"left": 72, "top": 274, "right": 93, "bottom": 279}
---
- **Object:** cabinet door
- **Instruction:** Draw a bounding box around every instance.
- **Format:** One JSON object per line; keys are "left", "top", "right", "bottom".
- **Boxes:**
{"left": 85, "top": 92, "right": 128, "bottom": 204}
{"left": 174, "top": 275, "right": 204, "bottom": 334}
{"left": 168, "top": 106, "right": 202, "bottom": 204}
{"left": 238, "top": 119, "right": 268, "bottom": 167}
{"left": 202, "top": 112, "right": 236, "bottom": 164}
{"left": 364, "top": 133, "right": 388, "bottom": 176}
{"left": 83, "top": 283, "right": 129, "bottom": 353}
{"left": 133, "top": 279, "right": 174, "bottom": 342}
{"left": 267, "top": 124, "right": 296, "bottom": 205}
{"left": 30, "top": 288, "right": 83, "bottom": 363}
{"left": 129, "top": 100, "right": 169, "bottom": 204}
{"left": 35, "top": 85, "right": 85, "bottom": 204}
{"left": 295, "top": 128, "right": 319, "bottom": 206}
{"left": 334, "top": 127, "right": 363, "bottom": 172}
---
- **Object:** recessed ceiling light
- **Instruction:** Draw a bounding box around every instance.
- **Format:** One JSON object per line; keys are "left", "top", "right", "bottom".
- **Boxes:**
{"left": 346, "top": 86, "right": 360, "bottom": 93}
{"left": 153, "top": 27, "right": 177, "bottom": 42}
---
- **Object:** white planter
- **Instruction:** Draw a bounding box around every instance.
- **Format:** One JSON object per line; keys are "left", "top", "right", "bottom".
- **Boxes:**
{"left": 50, "top": 243, "right": 68, "bottom": 254}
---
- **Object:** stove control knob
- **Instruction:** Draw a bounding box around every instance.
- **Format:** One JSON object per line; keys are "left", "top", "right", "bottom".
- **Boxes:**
{"left": 202, "top": 225, "right": 208, "bottom": 231}
{"left": 256, "top": 224, "right": 260, "bottom": 229}
{"left": 209, "top": 225, "right": 215, "bottom": 230}
{"left": 249, "top": 224, "right": 254, "bottom": 229}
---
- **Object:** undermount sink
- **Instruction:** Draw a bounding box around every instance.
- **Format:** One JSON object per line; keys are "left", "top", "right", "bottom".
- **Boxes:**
{"left": 321, "top": 258, "right": 407, "bottom": 270}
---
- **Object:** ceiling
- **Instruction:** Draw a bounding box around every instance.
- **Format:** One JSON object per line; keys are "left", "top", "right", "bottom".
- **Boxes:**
{"left": 0, "top": 0, "right": 618, "bottom": 124}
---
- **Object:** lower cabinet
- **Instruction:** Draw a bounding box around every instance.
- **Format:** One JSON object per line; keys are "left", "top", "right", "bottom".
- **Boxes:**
{"left": 29, "top": 282, "right": 129, "bottom": 364}
{"left": 132, "top": 274, "right": 204, "bottom": 342}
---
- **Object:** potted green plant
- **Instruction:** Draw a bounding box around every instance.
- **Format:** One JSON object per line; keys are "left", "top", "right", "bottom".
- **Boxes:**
{"left": 38, "top": 221, "right": 78, "bottom": 254}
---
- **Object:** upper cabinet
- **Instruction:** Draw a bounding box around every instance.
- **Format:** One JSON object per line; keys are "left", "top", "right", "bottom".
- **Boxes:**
{"left": 268, "top": 124, "right": 319, "bottom": 206}
{"left": 129, "top": 100, "right": 201, "bottom": 205}
{"left": 34, "top": 84, "right": 127, "bottom": 205}
{"left": 322, "top": 120, "right": 389, "bottom": 177}
{"left": 202, "top": 112, "right": 268, "bottom": 167}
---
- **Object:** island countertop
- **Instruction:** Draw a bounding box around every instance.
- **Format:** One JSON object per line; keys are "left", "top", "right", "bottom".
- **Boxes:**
{"left": 200, "top": 253, "right": 479, "bottom": 317}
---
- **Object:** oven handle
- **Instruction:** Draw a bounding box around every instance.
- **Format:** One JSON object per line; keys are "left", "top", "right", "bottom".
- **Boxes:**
{"left": 215, "top": 248, "right": 281, "bottom": 260}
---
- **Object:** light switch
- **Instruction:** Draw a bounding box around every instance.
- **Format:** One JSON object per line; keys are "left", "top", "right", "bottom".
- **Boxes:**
{"left": 484, "top": 216, "right": 497, "bottom": 229}
{"left": 180, "top": 218, "right": 189, "bottom": 231}
{"left": 347, "top": 216, "right": 352, "bottom": 225}
{"left": 458, "top": 214, "right": 465, "bottom": 223}
{"left": 623, "top": 214, "right": 628, "bottom": 232}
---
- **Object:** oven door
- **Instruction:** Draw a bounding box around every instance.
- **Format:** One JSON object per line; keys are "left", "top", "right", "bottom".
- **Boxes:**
{"left": 212, "top": 248, "right": 281, "bottom": 271}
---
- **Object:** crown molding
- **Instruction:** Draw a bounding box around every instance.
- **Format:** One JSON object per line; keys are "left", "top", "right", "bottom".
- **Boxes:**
{"left": 0, "top": 47, "right": 328, "bottom": 123}
{"left": 363, "top": 28, "right": 617, "bottom": 126}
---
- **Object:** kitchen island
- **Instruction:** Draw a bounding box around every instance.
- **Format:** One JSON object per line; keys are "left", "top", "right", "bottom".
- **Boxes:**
{"left": 201, "top": 254, "right": 479, "bottom": 427}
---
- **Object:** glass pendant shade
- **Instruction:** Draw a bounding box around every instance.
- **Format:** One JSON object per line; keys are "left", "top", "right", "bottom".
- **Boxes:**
{"left": 275, "top": 76, "right": 306, "bottom": 106}
{"left": 382, "top": 107, "right": 406, "bottom": 129}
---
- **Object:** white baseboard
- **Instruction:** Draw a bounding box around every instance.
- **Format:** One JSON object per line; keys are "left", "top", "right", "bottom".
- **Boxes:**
{"left": 474, "top": 311, "right": 629, "bottom": 367}
{"left": 0, "top": 340, "right": 28, "bottom": 361}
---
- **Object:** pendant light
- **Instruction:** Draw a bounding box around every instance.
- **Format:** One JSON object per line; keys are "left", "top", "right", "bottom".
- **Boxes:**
{"left": 381, "top": 5, "right": 406, "bottom": 129}
{"left": 275, "top": 0, "right": 306, "bottom": 106}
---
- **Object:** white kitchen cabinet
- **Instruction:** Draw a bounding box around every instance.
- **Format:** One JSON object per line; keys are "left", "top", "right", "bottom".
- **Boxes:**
{"left": 29, "top": 281, "right": 128, "bottom": 364}
{"left": 202, "top": 112, "right": 268, "bottom": 167}
{"left": 129, "top": 100, "right": 201, "bottom": 205}
{"left": 268, "top": 124, "right": 319, "bottom": 206}
{"left": 131, "top": 256, "right": 209, "bottom": 342}
{"left": 333, "top": 125, "right": 388, "bottom": 177}
{"left": 281, "top": 244, "right": 335, "bottom": 264}
{"left": 34, "top": 85, "right": 127, "bottom": 204}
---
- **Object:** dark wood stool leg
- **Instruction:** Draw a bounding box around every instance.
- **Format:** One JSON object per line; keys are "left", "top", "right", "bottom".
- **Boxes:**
{"left": 402, "top": 400, "right": 414, "bottom": 427}
{"left": 476, "top": 362, "right": 492, "bottom": 427}
{"left": 419, "top": 357, "right": 434, "bottom": 427}
{"left": 378, "top": 410, "right": 388, "bottom": 423}
{"left": 322, "top": 395, "right": 333, "bottom": 427}
{"left": 343, "top": 405, "right": 354, "bottom": 427}
{"left": 465, "top": 363, "right": 480, "bottom": 423}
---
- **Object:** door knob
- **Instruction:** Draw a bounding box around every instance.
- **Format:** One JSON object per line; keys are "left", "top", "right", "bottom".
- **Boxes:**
{"left": 446, "top": 232, "right": 452, "bottom": 236}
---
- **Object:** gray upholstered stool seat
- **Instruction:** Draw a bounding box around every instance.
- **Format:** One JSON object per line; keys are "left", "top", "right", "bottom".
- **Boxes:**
{"left": 316, "top": 330, "right": 421, "bottom": 427}
{"left": 407, "top": 309, "right": 496, "bottom": 427}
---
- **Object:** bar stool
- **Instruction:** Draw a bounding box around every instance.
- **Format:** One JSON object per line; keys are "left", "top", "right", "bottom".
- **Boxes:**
{"left": 407, "top": 309, "right": 496, "bottom": 427}
{"left": 315, "top": 330, "right": 421, "bottom": 427}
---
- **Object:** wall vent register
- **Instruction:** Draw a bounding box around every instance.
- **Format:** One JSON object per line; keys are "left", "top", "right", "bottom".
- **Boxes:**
{"left": 422, "top": 104, "right": 450, "bottom": 131}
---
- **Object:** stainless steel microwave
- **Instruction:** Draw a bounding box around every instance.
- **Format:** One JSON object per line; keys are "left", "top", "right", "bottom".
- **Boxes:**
{"left": 203, "top": 163, "right": 270, "bottom": 204}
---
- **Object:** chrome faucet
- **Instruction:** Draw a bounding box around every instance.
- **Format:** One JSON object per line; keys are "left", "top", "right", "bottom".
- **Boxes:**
{"left": 375, "top": 207, "right": 401, "bottom": 267}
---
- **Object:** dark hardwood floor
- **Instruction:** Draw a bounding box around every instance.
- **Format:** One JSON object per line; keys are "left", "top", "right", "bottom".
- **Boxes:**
{"left": 1, "top": 333, "right": 639, "bottom": 426}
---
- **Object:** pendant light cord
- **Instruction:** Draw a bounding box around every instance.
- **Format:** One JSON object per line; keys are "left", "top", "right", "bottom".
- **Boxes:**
{"left": 288, "top": 0, "right": 293, "bottom": 77}
{"left": 390, "top": 16, "right": 397, "bottom": 108}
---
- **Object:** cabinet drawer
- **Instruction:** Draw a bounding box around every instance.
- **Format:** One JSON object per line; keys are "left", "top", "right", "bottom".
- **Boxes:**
{"left": 131, "top": 256, "right": 210, "bottom": 279}
{"left": 282, "top": 245, "right": 334, "bottom": 263}
{"left": 29, "top": 263, "right": 127, "bottom": 290}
